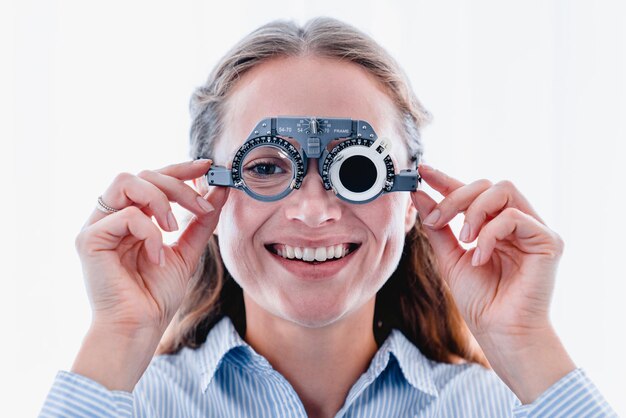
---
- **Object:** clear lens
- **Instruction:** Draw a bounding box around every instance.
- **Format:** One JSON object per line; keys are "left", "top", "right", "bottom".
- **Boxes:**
{"left": 241, "top": 145, "right": 295, "bottom": 197}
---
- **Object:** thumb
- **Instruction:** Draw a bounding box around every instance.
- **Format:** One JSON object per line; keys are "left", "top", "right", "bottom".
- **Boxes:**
{"left": 411, "top": 190, "right": 464, "bottom": 279}
{"left": 172, "top": 186, "right": 230, "bottom": 273}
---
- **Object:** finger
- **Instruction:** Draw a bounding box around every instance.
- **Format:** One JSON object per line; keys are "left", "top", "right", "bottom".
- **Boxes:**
{"left": 417, "top": 164, "right": 465, "bottom": 196}
{"left": 85, "top": 173, "right": 176, "bottom": 230}
{"left": 462, "top": 180, "right": 546, "bottom": 244}
{"left": 155, "top": 158, "right": 213, "bottom": 180}
{"left": 137, "top": 169, "right": 216, "bottom": 217}
{"left": 77, "top": 206, "right": 164, "bottom": 265}
{"left": 472, "top": 207, "right": 564, "bottom": 267}
{"left": 171, "top": 185, "right": 230, "bottom": 272}
{"left": 84, "top": 159, "right": 213, "bottom": 228}
{"left": 411, "top": 189, "right": 464, "bottom": 280}
{"left": 421, "top": 178, "right": 493, "bottom": 229}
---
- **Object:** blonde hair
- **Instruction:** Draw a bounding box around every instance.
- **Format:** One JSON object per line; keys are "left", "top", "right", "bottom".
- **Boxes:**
{"left": 157, "top": 17, "right": 487, "bottom": 367}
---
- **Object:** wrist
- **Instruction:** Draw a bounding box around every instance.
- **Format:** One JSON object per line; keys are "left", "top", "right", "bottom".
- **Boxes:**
{"left": 90, "top": 317, "right": 165, "bottom": 340}
{"left": 70, "top": 323, "right": 163, "bottom": 392}
{"left": 475, "top": 324, "right": 576, "bottom": 404}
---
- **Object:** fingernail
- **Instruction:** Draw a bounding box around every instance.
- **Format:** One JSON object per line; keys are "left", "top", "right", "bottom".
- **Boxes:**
{"left": 167, "top": 210, "right": 178, "bottom": 231}
{"left": 193, "top": 158, "right": 212, "bottom": 164}
{"left": 422, "top": 209, "right": 440, "bottom": 227}
{"left": 196, "top": 194, "right": 215, "bottom": 213}
{"left": 159, "top": 248, "right": 165, "bottom": 267}
{"left": 459, "top": 222, "right": 470, "bottom": 242}
{"left": 472, "top": 247, "right": 481, "bottom": 266}
{"left": 419, "top": 163, "right": 433, "bottom": 171}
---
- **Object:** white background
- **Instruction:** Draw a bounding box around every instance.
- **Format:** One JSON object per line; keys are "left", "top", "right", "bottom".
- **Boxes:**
{"left": 1, "top": 0, "right": 625, "bottom": 416}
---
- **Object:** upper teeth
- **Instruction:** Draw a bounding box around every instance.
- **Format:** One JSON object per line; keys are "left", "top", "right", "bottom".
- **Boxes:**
{"left": 273, "top": 244, "right": 352, "bottom": 262}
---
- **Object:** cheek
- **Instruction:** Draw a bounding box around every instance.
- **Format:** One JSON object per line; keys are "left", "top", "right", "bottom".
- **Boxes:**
{"left": 363, "top": 195, "right": 409, "bottom": 277}
{"left": 217, "top": 193, "right": 268, "bottom": 275}
{"left": 365, "top": 194, "right": 408, "bottom": 239}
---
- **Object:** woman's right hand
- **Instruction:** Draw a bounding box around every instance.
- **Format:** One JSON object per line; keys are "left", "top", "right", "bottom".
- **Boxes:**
{"left": 75, "top": 159, "right": 229, "bottom": 339}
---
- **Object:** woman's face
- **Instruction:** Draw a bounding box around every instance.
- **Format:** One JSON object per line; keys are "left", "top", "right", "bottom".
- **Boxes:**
{"left": 212, "top": 56, "right": 417, "bottom": 328}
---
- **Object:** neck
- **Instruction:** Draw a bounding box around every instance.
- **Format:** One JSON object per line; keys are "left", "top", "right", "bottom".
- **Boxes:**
{"left": 243, "top": 293, "right": 379, "bottom": 418}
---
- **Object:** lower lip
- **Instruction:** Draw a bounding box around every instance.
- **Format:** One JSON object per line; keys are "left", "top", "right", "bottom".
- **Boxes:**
{"left": 267, "top": 247, "right": 359, "bottom": 281}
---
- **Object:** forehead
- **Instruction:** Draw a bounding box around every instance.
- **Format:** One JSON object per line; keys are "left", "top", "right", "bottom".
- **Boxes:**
{"left": 216, "top": 55, "right": 404, "bottom": 163}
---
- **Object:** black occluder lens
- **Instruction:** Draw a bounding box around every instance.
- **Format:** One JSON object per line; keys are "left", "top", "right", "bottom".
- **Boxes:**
{"left": 339, "top": 155, "right": 377, "bottom": 193}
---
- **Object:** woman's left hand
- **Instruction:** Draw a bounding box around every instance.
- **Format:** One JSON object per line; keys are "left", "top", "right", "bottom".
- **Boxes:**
{"left": 410, "top": 164, "right": 576, "bottom": 403}
{"left": 410, "top": 164, "right": 564, "bottom": 344}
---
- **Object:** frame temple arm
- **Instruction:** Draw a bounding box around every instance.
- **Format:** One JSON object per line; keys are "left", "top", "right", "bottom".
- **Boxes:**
{"left": 389, "top": 169, "right": 421, "bottom": 192}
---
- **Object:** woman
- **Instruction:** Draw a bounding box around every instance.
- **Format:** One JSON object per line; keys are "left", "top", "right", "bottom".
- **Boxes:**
{"left": 39, "top": 17, "right": 616, "bottom": 417}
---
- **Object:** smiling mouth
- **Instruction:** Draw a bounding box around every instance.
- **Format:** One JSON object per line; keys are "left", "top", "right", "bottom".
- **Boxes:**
{"left": 264, "top": 243, "right": 361, "bottom": 265}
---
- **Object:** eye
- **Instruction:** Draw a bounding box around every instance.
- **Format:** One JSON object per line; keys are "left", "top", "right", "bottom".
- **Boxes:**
{"left": 245, "top": 160, "right": 287, "bottom": 177}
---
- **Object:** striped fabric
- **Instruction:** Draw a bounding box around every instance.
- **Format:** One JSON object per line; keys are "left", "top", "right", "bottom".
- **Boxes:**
{"left": 39, "top": 316, "right": 618, "bottom": 417}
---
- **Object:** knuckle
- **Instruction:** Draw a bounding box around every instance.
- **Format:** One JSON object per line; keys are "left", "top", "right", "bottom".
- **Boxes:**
{"left": 496, "top": 179, "right": 516, "bottom": 192}
{"left": 112, "top": 171, "right": 134, "bottom": 187}
{"left": 553, "top": 232, "right": 565, "bottom": 255}
{"left": 502, "top": 206, "right": 522, "bottom": 219}
{"left": 476, "top": 178, "right": 493, "bottom": 189}
{"left": 74, "top": 230, "right": 87, "bottom": 252}
{"left": 136, "top": 169, "right": 153, "bottom": 179}
{"left": 75, "top": 225, "right": 98, "bottom": 255}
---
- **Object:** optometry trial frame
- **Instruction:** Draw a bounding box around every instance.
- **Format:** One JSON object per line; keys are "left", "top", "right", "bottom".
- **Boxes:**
{"left": 203, "top": 116, "right": 421, "bottom": 204}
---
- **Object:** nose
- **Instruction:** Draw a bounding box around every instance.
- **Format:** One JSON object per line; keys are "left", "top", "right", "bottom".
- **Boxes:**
{"left": 283, "top": 159, "right": 342, "bottom": 227}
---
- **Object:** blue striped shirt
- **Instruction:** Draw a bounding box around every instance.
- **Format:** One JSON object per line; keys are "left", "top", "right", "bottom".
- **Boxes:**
{"left": 39, "top": 315, "right": 617, "bottom": 417}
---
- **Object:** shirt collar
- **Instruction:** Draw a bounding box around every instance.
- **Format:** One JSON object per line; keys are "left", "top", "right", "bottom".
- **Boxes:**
{"left": 197, "top": 315, "right": 248, "bottom": 393}
{"left": 197, "top": 315, "right": 438, "bottom": 398}
{"left": 384, "top": 329, "right": 439, "bottom": 397}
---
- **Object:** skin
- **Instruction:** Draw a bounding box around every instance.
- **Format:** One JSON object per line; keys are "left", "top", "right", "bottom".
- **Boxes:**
{"left": 411, "top": 167, "right": 575, "bottom": 404}
{"left": 71, "top": 55, "right": 575, "bottom": 417}
{"left": 196, "top": 56, "right": 418, "bottom": 418}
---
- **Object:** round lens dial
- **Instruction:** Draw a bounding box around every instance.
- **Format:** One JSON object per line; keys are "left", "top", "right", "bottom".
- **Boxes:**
{"left": 232, "top": 136, "right": 304, "bottom": 199}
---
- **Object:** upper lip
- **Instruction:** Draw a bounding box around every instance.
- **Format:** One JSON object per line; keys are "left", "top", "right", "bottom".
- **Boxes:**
{"left": 264, "top": 236, "right": 362, "bottom": 248}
